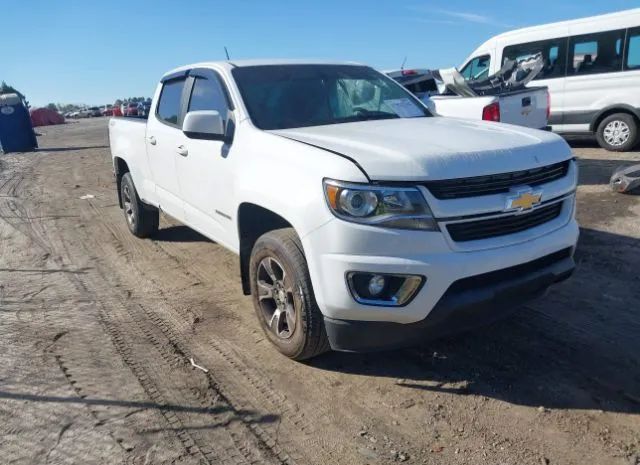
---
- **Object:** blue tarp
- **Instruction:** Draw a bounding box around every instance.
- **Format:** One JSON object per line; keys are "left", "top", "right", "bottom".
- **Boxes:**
{"left": 0, "top": 94, "right": 38, "bottom": 154}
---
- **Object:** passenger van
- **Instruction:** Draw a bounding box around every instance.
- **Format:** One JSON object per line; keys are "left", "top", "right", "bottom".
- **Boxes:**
{"left": 460, "top": 9, "right": 640, "bottom": 152}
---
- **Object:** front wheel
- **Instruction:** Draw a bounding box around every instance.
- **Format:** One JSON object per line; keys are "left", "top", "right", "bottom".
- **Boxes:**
{"left": 249, "top": 228, "right": 330, "bottom": 360}
{"left": 120, "top": 172, "right": 159, "bottom": 238}
{"left": 596, "top": 113, "right": 639, "bottom": 152}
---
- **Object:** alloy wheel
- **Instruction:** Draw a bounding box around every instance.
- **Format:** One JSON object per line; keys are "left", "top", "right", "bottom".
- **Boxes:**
{"left": 256, "top": 256, "right": 297, "bottom": 339}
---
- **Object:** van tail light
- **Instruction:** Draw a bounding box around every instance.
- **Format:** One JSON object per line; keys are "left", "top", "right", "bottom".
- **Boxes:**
{"left": 546, "top": 93, "right": 551, "bottom": 121}
{"left": 482, "top": 102, "right": 500, "bottom": 122}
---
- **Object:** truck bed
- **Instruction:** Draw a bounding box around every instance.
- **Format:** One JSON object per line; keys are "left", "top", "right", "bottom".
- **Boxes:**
{"left": 428, "top": 86, "right": 548, "bottom": 130}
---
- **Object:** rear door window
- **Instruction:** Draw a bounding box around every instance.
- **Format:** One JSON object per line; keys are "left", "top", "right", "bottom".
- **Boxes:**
{"left": 157, "top": 78, "right": 186, "bottom": 126}
{"left": 503, "top": 38, "right": 567, "bottom": 80}
{"left": 568, "top": 29, "right": 625, "bottom": 76}
{"left": 626, "top": 27, "right": 640, "bottom": 69}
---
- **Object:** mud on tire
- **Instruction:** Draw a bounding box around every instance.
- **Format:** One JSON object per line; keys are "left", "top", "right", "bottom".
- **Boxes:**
{"left": 249, "top": 228, "right": 330, "bottom": 360}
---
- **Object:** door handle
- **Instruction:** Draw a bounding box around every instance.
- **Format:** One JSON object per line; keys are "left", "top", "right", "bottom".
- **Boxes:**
{"left": 177, "top": 145, "right": 188, "bottom": 157}
{"left": 148, "top": 136, "right": 157, "bottom": 145}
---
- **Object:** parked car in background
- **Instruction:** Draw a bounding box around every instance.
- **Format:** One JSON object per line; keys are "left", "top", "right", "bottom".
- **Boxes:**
{"left": 125, "top": 102, "right": 139, "bottom": 116}
{"left": 76, "top": 108, "right": 91, "bottom": 118}
{"left": 459, "top": 8, "right": 640, "bottom": 151}
{"left": 388, "top": 68, "right": 550, "bottom": 130}
{"left": 102, "top": 105, "right": 114, "bottom": 117}
{"left": 112, "top": 105, "right": 123, "bottom": 117}
{"left": 109, "top": 60, "right": 578, "bottom": 360}
{"left": 86, "top": 107, "right": 102, "bottom": 117}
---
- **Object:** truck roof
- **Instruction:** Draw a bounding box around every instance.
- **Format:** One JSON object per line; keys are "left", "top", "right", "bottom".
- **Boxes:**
{"left": 161, "top": 59, "right": 363, "bottom": 80}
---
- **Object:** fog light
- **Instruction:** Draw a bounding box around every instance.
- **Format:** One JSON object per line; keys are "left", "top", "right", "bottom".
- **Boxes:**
{"left": 368, "top": 275, "right": 386, "bottom": 296}
{"left": 347, "top": 272, "right": 424, "bottom": 307}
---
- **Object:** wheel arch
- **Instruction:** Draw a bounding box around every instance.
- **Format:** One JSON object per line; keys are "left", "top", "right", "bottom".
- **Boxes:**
{"left": 590, "top": 105, "right": 640, "bottom": 132}
{"left": 237, "top": 203, "right": 296, "bottom": 295}
{"left": 113, "top": 157, "right": 130, "bottom": 209}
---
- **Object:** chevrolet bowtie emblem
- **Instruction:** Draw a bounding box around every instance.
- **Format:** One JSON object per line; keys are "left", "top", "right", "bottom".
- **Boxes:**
{"left": 506, "top": 190, "right": 542, "bottom": 211}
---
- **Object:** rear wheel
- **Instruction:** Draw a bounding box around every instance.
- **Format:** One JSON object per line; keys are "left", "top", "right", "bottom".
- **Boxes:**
{"left": 596, "top": 113, "right": 638, "bottom": 152}
{"left": 120, "top": 172, "right": 159, "bottom": 238}
{"left": 249, "top": 228, "right": 330, "bottom": 360}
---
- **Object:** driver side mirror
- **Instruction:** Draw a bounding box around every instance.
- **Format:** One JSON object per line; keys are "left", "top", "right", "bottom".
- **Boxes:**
{"left": 182, "top": 110, "right": 226, "bottom": 141}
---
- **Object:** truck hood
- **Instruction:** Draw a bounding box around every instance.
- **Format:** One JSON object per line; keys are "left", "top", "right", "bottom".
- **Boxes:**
{"left": 270, "top": 117, "right": 572, "bottom": 181}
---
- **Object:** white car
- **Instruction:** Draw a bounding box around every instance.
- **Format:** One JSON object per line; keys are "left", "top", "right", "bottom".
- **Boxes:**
{"left": 459, "top": 8, "right": 640, "bottom": 151}
{"left": 109, "top": 60, "right": 579, "bottom": 360}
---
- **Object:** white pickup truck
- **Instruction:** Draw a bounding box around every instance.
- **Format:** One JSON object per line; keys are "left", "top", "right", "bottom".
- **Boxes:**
{"left": 109, "top": 60, "right": 578, "bottom": 360}
{"left": 387, "top": 68, "right": 550, "bottom": 129}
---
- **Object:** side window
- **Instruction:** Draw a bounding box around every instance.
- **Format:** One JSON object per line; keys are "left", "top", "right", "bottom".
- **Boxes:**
{"left": 503, "top": 38, "right": 567, "bottom": 80}
{"left": 459, "top": 55, "right": 490, "bottom": 81}
{"left": 187, "top": 76, "right": 229, "bottom": 120}
{"left": 569, "top": 29, "right": 626, "bottom": 76}
{"left": 626, "top": 27, "right": 640, "bottom": 69}
{"left": 157, "top": 78, "right": 186, "bottom": 125}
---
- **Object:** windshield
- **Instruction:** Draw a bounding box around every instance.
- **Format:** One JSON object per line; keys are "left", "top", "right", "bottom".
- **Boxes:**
{"left": 232, "top": 64, "right": 431, "bottom": 130}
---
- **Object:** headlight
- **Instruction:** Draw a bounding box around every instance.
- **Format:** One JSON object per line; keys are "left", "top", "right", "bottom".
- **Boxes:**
{"left": 323, "top": 179, "right": 438, "bottom": 231}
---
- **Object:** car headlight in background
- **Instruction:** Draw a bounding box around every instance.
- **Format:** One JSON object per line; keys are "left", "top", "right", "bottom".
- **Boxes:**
{"left": 323, "top": 179, "right": 438, "bottom": 231}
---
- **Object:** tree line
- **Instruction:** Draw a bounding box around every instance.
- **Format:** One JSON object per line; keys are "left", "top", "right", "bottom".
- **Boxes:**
{"left": 1, "top": 81, "right": 149, "bottom": 112}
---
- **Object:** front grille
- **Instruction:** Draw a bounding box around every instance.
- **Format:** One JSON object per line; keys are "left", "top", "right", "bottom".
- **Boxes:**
{"left": 447, "top": 202, "right": 563, "bottom": 242}
{"left": 424, "top": 161, "right": 570, "bottom": 199}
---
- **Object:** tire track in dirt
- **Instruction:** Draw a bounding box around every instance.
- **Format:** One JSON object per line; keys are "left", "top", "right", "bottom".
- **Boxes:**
{"left": 1, "top": 153, "right": 287, "bottom": 465}
{"left": 89, "top": 206, "right": 332, "bottom": 461}
{"left": 78, "top": 203, "right": 301, "bottom": 465}
{"left": 47, "top": 197, "right": 293, "bottom": 464}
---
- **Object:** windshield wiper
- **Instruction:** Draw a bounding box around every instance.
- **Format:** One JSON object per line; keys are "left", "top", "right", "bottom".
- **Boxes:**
{"left": 353, "top": 109, "right": 400, "bottom": 121}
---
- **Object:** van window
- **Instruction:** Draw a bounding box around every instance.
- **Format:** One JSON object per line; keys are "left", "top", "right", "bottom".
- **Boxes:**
{"left": 459, "top": 55, "right": 490, "bottom": 81}
{"left": 503, "top": 38, "right": 567, "bottom": 80}
{"left": 626, "top": 28, "right": 640, "bottom": 69}
{"left": 188, "top": 76, "right": 229, "bottom": 121}
{"left": 569, "top": 29, "right": 625, "bottom": 76}
{"left": 157, "top": 78, "right": 186, "bottom": 125}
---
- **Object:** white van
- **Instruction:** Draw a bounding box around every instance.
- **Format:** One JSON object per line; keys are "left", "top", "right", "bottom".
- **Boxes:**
{"left": 460, "top": 9, "right": 640, "bottom": 152}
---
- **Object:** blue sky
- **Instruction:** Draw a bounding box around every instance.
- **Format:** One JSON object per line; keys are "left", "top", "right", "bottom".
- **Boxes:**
{"left": 3, "top": 0, "right": 638, "bottom": 107}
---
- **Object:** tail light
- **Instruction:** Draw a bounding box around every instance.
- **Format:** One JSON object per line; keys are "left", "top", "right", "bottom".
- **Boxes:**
{"left": 401, "top": 69, "right": 418, "bottom": 76}
{"left": 546, "top": 92, "right": 551, "bottom": 121}
{"left": 482, "top": 102, "right": 500, "bottom": 122}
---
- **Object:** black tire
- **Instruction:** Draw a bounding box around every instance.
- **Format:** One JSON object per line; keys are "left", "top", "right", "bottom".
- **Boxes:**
{"left": 120, "top": 172, "right": 159, "bottom": 238}
{"left": 249, "top": 228, "right": 330, "bottom": 360}
{"left": 596, "top": 113, "right": 639, "bottom": 152}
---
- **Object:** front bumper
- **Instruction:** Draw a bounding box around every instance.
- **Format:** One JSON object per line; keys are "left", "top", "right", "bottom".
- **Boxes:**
{"left": 323, "top": 247, "right": 574, "bottom": 352}
{"left": 303, "top": 212, "right": 579, "bottom": 325}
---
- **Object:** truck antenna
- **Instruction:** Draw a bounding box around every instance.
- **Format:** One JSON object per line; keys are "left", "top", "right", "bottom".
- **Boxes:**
{"left": 224, "top": 46, "right": 231, "bottom": 60}
{"left": 400, "top": 56, "right": 407, "bottom": 70}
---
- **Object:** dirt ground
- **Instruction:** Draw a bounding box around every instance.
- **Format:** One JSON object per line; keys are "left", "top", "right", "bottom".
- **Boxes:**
{"left": 1, "top": 118, "right": 639, "bottom": 465}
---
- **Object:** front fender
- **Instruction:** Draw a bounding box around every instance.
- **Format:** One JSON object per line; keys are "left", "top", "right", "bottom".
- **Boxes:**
{"left": 233, "top": 129, "right": 368, "bottom": 239}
